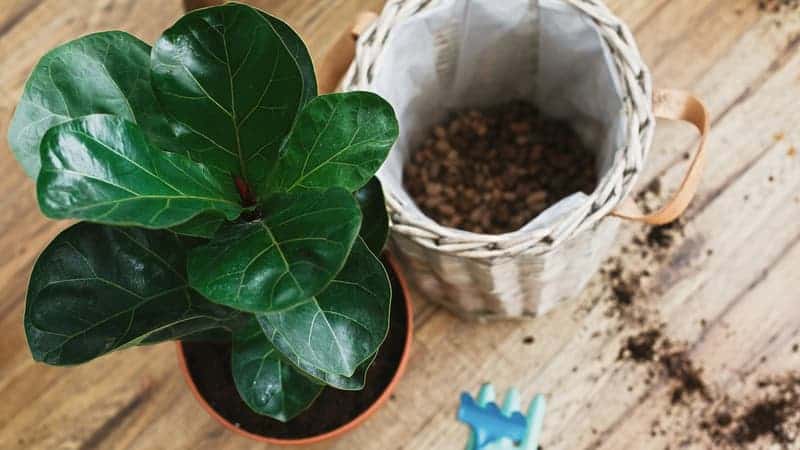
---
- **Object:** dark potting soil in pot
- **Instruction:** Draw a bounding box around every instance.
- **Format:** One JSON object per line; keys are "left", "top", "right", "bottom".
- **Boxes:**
{"left": 182, "top": 262, "right": 408, "bottom": 439}
{"left": 403, "top": 101, "right": 597, "bottom": 234}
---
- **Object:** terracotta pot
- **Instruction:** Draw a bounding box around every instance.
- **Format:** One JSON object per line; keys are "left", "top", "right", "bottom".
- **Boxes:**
{"left": 176, "top": 254, "right": 414, "bottom": 446}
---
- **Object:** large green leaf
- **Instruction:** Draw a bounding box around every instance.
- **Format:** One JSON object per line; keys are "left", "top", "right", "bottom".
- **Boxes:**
{"left": 232, "top": 317, "right": 323, "bottom": 421}
{"left": 188, "top": 188, "right": 361, "bottom": 313}
{"left": 37, "top": 115, "right": 242, "bottom": 228}
{"left": 169, "top": 213, "right": 227, "bottom": 239}
{"left": 262, "top": 92, "right": 398, "bottom": 195}
{"left": 355, "top": 177, "right": 389, "bottom": 255}
{"left": 262, "top": 323, "right": 376, "bottom": 390}
{"left": 25, "top": 223, "right": 237, "bottom": 365}
{"left": 151, "top": 3, "right": 314, "bottom": 186}
{"left": 258, "top": 238, "right": 391, "bottom": 377}
{"left": 8, "top": 31, "right": 174, "bottom": 178}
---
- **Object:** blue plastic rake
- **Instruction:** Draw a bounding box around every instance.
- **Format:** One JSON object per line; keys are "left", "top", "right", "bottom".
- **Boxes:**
{"left": 458, "top": 384, "right": 546, "bottom": 450}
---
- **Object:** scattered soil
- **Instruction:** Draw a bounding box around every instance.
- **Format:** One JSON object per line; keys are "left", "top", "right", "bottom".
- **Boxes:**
{"left": 757, "top": 0, "right": 800, "bottom": 12}
{"left": 619, "top": 329, "right": 661, "bottom": 362}
{"left": 605, "top": 262, "right": 642, "bottom": 310}
{"left": 735, "top": 397, "right": 793, "bottom": 444}
{"left": 597, "top": 192, "right": 685, "bottom": 312}
{"left": 659, "top": 350, "right": 710, "bottom": 404}
{"left": 181, "top": 263, "right": 408, "bottom": 440}
{"left": 703, "top": 373, "right": 800, "bottom": 448}
{"left": 599, "top": 195, "right": 800, "bottom": 448}
{"left": 403, "top": 101, "right": 596, "bottom": 234}
{"left": 646, "top": 222, "right": 682, "bottom": 249}
{"left": 618, "top": 330, "right": 710, "bottom": 405}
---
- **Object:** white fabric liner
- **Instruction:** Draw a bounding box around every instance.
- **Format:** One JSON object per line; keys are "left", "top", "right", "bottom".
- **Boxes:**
{"left": 369, "top": 0, "right": 626, "bottom": 236}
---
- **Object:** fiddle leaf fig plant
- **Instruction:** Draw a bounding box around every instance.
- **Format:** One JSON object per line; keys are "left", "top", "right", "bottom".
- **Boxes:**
{"left": 11, "top": 2, "right": 397, "bottom": 423}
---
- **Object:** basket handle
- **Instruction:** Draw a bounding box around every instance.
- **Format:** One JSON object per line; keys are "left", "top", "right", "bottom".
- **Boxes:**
{"left": 610, "top": 89, "right": 709, "bottom": 225}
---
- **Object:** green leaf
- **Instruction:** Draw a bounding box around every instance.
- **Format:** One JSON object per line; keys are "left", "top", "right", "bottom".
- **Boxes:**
{"left": 151, "top": 3, "right": 314, "bottom": 187}
{"left": 262, "top": 92, "right": 398, "bottom": 195}
{"left": 170, "top": 213, "right": 226, "bottom": 239}
{"left": 232, "top": 317, "right": 323, "bottom": 421}
{"left": 25, "top": 223, "right": 237, "bottom": 365}
{"left": 262, "top": 324, "right": 376, "bottom": 390}
{"left": 8, "top": 31, "right": 174, "bottom": 178}
{"left": 37, "top": 115, "right": 242, "bottom": 228}
{"left": 188, "top": 188, "right": 361, "bottom": 312}
{"left": 258, "top": 238, "right": 391, "bottom": 377}
{"left": 175, "top": 327, "right": 233, "bottom": 343}
{"left": 355, "top": 177, "right": 389, "bottom": 255}
{"left": 138, "top": 317, "right": 233, "bottom": 345}
{"left": 257, "top": 11, "right": 317, "bottom": 106}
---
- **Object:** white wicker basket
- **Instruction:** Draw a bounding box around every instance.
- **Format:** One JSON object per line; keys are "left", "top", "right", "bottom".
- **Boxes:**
{"left": 338, "top": 0, "right": 708, "bottom": 320}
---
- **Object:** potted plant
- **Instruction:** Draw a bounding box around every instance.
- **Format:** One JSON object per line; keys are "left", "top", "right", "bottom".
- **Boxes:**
{"left": 9, "top": 2, "right": 412, "bottom": 444}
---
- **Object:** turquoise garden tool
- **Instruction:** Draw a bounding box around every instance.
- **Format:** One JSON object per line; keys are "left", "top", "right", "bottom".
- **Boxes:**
{"left": 458, "top": 384, "right": 546, "bottom": 450}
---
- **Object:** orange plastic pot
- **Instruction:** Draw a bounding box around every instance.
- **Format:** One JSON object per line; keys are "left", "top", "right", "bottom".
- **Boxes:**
{"left": 176, "top": 254, "right": 414, "bottom": 446}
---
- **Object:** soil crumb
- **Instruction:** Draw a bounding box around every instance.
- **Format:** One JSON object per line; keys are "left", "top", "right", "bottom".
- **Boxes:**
{"left": 619, "top": 329, "right": 661, "bottom": 362}
{"left": 705, "top": 373, "right": 800, "bottom": 448}
{"left": 659, "top": 350, "right": 709, "bottom": 404}
{"left": 606, "top": 263, "right": 640, "bottom": 309}
{"left": 758, "top": 0, "right": 800, "bottom": 13}
{"left": 646, "top": 221, "right": 683, "bottom": 249}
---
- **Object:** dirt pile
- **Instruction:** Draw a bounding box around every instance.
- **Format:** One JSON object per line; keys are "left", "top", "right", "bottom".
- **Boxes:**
{"left": 602, "top": 194, "right": 800, "bottom": 448}
{"left": 757, "top": 0, "right": 800, "bottom": 13}
{"left": 403, "top": 101, "right": 596, "bottom": 234}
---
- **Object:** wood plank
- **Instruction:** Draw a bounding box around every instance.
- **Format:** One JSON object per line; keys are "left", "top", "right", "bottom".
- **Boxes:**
{"left": 1, "top": 1, "right": 799, "bottom": 449}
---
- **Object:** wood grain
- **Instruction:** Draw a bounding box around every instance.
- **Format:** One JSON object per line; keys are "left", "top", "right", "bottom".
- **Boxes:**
{"left": 1, "top": 1, "right": 799, "bottom": 449}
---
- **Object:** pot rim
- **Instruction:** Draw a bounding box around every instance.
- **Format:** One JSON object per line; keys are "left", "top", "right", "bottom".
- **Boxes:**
{"left": 176, "top": 252, "right": 414, "bottom": 446}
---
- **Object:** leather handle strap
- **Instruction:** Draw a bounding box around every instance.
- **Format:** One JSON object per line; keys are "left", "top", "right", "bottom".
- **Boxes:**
{"left": 611, "top": 89, "right": 710, "bottom": 225}
{"left": 318, "top": 12, "right": 378, "bottom": 94}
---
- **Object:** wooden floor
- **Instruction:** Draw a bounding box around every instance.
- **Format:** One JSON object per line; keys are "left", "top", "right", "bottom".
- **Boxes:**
{"left": 1, "top": 1, "right": 799, "bottom": 449}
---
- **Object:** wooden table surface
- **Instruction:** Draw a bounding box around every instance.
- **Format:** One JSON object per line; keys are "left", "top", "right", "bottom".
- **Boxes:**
{"left": 1, "top": 1, "right": 799, "bottom": 449}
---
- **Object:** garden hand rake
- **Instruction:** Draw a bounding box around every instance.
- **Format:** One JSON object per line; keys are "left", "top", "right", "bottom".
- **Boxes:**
{"left": 458, "top": 384, "right": 546, "bottom": 450}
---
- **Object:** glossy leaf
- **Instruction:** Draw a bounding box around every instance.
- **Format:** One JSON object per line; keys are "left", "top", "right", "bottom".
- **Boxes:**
{"left": 25, "top": 223, "right": 237, "bottom": 365}
{"left": 261, "top": 322, "right": 376, "bottom": 390}
{"left": 232, "top": 317, "right": 323, "bottom": 421}
{"left": 355, "top": 177, "right": 389, "bottom": 255}
{"left": 138, "top": 317, "right": 234, "bottom": 344}
{"left": 258, "top": 238, "right": 391, "bottom": 377}
{"left": 174, "top": 327, "right": 233, "bottom": 343}
{"left": 37, "top": 115, "right": 242, "bottom": 228}
{"left": 169, "top": 213, "right": 226, "bottom": 239}
{"left": 151, "top": 3, "right": 313, "bottom": 186}
{"left": 263, "top": 92, "right": 398, "bottom": 195}
{"left": 256, "top": 11, "right": 317, "bottom": 106}
{"left": 188, "top": 188, "right": 361, "bottom": 312}
{"left": 8, "top": 31, "right": 174, "bottom": 178}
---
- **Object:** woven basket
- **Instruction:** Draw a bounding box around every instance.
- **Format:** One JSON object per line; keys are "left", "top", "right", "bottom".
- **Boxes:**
{"left": 337, "top": 0, "right": 708, "bottom": 320}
